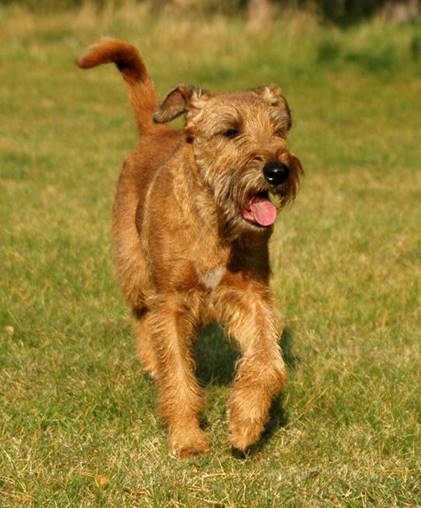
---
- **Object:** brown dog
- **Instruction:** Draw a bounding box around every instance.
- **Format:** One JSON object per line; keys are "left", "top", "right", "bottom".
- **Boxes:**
{"left": 77, "top": 38, "right": 303, "bottom": 457}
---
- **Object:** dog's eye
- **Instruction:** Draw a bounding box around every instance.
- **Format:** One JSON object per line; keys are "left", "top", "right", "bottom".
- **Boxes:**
{"left": 223, "top": 128, "right": 240, "bottom": 139}
{"left": 274, "top": 128, "right": 285, "bottom": 138}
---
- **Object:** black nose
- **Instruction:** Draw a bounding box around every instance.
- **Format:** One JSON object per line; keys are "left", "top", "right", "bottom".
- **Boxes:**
{"left": 263, "top": 162, "right": 290, "bottom": 185}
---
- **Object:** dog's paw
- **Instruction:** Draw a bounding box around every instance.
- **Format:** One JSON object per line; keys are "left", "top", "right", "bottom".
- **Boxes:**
{"left": 228, "top": 402, "right": 266, "bottom": 452}
{"left": 170, "top": 428, "right": 209, "bottom": 458}
{"left": 229, "top": 420, "right": 263, "bottom": 452}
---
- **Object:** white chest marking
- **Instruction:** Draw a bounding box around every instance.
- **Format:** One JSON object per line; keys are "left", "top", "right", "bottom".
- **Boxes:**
{"left": 201, "top": 267, "right": 225, "bottom": 290}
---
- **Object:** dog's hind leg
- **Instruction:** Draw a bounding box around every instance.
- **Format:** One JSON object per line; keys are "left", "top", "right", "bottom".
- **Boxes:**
{"left": 133, "top": 307, "right": 158, "bottom": 379}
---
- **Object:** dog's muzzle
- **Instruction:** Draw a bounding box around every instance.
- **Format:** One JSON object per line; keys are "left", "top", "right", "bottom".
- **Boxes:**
{"left": 263, "top": 162, "right": 289, "bottom": 186}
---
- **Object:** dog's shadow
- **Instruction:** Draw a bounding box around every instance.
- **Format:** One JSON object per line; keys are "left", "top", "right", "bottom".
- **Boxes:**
{"left": 196, "top": 323, "right": 238, "bottom": 386}
{"left": 196, "top": 324, "right": 300, "bottom": 455}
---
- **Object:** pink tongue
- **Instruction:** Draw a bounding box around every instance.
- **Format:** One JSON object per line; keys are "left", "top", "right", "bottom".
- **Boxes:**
{"left": 242, "top": 197, "right": 277, "bottom": 226}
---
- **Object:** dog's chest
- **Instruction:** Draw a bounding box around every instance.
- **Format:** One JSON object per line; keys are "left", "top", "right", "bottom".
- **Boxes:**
{"left": 200, "top": 266, "right": 225, "bottom": 290}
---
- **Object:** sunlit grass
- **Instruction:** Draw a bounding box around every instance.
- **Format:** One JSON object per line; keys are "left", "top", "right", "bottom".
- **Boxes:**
{"left": 0, "top": 4, "right": 420, "bottom": 506}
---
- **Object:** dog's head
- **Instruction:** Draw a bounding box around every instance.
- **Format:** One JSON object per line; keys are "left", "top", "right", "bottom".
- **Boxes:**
{"left": 153, "top": 84, "right": 303, "bottom": 238}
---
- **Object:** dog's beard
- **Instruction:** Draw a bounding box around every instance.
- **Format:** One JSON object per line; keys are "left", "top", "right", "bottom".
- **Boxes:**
{"left": 213, "top": 168, "right": 276, "bottom": 239}
{"left": 197, "top": 157, "right": 302, "bottom": 240}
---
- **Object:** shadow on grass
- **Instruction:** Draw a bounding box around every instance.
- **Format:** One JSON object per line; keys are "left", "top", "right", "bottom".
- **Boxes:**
{"left": 196, "top": 323, "right": 300, "bottom": 456}
{"left": 196, "top": 323, "right": 239, "bottom": 386}
{"left": 280, "top": 327, "right": 300, "bottom": 372}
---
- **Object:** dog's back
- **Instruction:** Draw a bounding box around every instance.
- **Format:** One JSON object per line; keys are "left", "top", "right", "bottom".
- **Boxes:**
{"left": 112, "top": 128, "right": 183, "bottom": 309}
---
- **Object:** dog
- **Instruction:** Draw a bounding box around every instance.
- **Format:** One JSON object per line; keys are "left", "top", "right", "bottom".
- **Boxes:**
{"left": 77, "top": 38, "right": 303, "bottom": 457}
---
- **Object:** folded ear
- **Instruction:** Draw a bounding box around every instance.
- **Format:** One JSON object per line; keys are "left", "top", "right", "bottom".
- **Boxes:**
{"left": 153, "top": 84, "right": 209, "bottom": 123}
{"left": 252, "top": 84, "right": 292, "bottom": 130}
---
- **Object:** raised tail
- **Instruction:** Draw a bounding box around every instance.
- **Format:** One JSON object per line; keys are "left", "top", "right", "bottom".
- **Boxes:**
{"left": 76, "top": 38, "right": 157, "bottom": 134}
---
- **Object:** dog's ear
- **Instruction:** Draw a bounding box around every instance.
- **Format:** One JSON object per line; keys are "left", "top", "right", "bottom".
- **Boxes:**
{"left": 153, "top": 84, "right": 209, "bottom": 124}
{"left": 252, "top": 84, "right": 292, "bottom": 130}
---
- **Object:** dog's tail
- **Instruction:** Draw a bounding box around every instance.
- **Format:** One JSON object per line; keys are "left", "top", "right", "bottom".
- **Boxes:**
{"left": 76, "top": 38, "right": 157, "bottom": 134}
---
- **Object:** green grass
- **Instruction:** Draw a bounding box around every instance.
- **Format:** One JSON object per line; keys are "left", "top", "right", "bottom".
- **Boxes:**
{"left": 1, "top": 3, "right": 420, "bottom": 506}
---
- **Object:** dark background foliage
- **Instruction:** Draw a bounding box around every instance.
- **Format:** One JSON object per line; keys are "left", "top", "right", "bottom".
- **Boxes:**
{"left": 1, "top": 0, "right": 419, "bottom": 24}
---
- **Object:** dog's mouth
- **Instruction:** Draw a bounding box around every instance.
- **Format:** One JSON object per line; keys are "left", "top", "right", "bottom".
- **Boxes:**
{"left": 242, "top": 192, "right": 277, "bottom": 227}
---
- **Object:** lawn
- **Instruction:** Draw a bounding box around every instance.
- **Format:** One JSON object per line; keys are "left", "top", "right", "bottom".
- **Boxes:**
{"left": 0, "top": 3, "right": 420, "bottom": 506}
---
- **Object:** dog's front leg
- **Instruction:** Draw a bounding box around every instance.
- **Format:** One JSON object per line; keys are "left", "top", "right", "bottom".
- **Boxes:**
{"left": 214, "top": 286, "right": 287, "bottom": 452}
{"left": 149, "top": 295, "right": 208, "bottom": 457}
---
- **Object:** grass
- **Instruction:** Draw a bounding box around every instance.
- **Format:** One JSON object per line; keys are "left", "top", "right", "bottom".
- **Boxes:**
{"left": 0, "top": 3, "right": 420, "bottom": 506}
